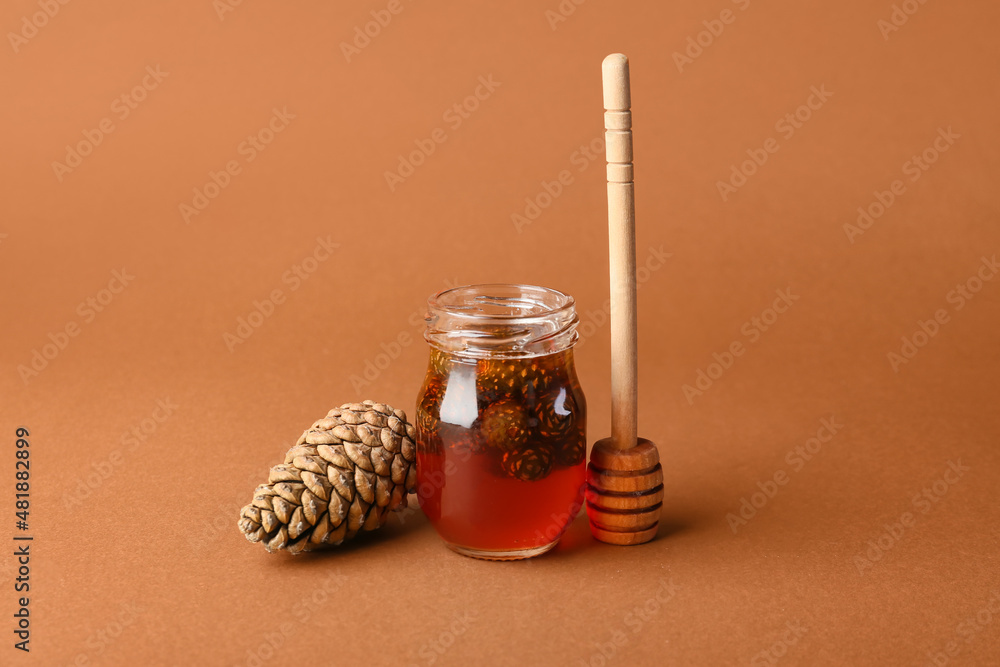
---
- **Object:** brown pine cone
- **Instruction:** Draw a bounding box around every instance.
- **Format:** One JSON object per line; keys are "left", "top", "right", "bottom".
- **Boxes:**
{"left": 501, "top": 445, "right": 554, "bottom": 481}
{"left": 449, "top": 431, "right": 487, "bottom": 458}
{"left": 428, "top": 347, "right": 452, "bottom": 378}
{"left": 552, "top": 434, "right": 586, "bottom": 468}
{"left": 416, "top": 379, "right": 445, "bottom": 455}
{"left": 534, "top": 387, "right": 580, "bottom": 442}
{"left": 428, "top": 349, "right": 479, "bottom": 383}
{"left": 478, "top": 399, "right": 530, "bottom": 452}
{"left": 476, "top": 357, "right": 557, "bottom": 402}
{"left": 237, "top": 400, "right": 417, "bottom": 554}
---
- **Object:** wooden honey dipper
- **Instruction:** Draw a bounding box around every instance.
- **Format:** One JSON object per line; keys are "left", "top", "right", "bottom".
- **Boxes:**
{"left": 585, "top": 54, "right": 664, "bottom": 545}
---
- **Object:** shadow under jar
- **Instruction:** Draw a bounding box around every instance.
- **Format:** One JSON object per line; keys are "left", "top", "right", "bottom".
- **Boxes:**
{"left": 416, "top": 284, "right": 587, "bottom": 560}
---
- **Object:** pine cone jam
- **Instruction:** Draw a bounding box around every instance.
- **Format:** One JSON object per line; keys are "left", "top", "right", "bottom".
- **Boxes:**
{"left": 416, "top": 284, "right": 586, "bottom": 560}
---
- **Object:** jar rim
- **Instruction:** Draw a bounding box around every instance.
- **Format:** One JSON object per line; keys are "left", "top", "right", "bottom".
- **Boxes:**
{"left": 424, "top": 284, "right": 579, "bottom": 359}
{"left": 427, "top": 283, "right": 576, "bottom": 322}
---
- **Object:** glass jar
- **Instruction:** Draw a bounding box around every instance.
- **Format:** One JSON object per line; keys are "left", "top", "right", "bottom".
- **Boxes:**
{"left": 416, "top": 284, "right": 587, "bottom": 560}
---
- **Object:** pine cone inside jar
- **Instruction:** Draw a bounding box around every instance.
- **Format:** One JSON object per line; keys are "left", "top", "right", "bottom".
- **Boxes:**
{"left": 478, "top": 399, "right": 530, "bottom": 452}
{"left": 417, "top": 379, "right": 445, "bottom": 455}
{"left": 476, "top": 357, "right": 556, "bottom": 403}
{"left": 237, "top": 400, "right": 417, "bottom": 554}
{"left": 552, "top": 431, "right": 586, "bottom": 467}
{"left": 534, "top": 386, "right": 579, "bottom": 442}
{"left": 428, "top": 347, "right": 452, "bottom": 378}
{"left": 502, "top": 445, "right": 554, "bottom": 482}
{"left": 447, "top": 430, "right": 487, "bottom": 458}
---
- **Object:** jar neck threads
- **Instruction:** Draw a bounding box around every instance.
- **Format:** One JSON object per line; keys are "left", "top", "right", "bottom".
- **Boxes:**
{"left": 424, "top": 284, "right": 579, "bottom": 360}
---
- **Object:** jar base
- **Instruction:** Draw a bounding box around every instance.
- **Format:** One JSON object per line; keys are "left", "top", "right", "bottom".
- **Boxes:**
{"left": 445, "top": 541, "right": 559, "bottom": 561}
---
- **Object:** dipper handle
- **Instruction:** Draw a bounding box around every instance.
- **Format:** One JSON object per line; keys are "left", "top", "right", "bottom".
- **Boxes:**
{"left": 602, "top": 53, "right": 638, "bottom": 452}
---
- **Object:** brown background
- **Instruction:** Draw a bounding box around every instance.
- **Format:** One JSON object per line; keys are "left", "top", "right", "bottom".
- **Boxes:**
{"left": 2, "top": 0, "right": 999, "bottom": 665}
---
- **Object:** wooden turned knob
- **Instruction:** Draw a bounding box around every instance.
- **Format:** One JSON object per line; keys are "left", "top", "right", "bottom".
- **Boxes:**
{"left": 585, "top": 437, "right": 663, "bottom": 545}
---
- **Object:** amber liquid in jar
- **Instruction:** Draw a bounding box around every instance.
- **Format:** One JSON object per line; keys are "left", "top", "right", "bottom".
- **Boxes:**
{"left": 417, "top": 347, "right": 586, "bottom": 559}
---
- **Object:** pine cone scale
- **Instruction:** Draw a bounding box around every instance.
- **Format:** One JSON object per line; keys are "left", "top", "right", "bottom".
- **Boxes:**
{"left": 300, "top": 471, "right": 329, "bottom": 501}
{"left": 274, "top": 482, "right": 304, "bottom": 504}
{"left": 316, "top": 444, "right": 352, "bottom": 469}
{"left": 272, "top": 497, "right": 292, "bottom": 523}
{"left": 269, "top": 465, "right": 301, "bottom": 482}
